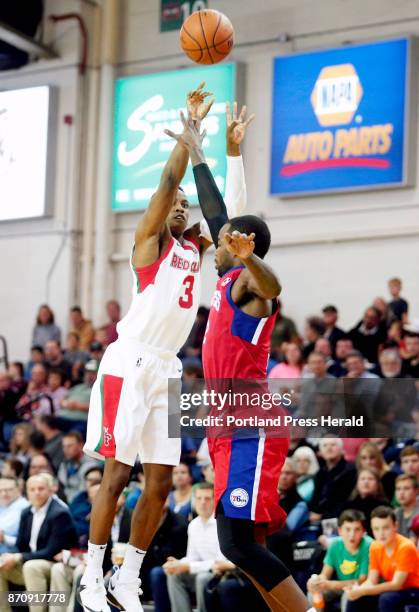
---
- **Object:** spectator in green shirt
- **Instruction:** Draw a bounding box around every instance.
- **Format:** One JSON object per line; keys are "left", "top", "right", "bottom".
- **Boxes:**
{"left": 307, "top": 509, "right": 372, "bottom": 611}
{"left": 57, "top": 360, "right": 98, "bottom": 436}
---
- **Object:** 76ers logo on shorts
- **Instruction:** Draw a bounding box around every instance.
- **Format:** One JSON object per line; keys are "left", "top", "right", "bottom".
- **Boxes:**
{"left": 230, "top": 488, "right": 249, "bottom": 508}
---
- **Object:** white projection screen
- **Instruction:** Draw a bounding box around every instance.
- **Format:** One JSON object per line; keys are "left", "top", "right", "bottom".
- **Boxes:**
{"left": 0, "top": 85, "right": 56, "bottom": 221}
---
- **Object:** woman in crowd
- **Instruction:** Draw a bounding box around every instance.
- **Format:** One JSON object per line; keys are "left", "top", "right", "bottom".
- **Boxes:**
{"left": 8, "top": 422, "right": 34, "bottom": 464}
{"left": 339, "top": 467, "right": 388, "bottom": 535}
{"left": 31, "top": 304, "right": 62, "bottom": 348}
{"left": 292, "top": 445, "right": 320, "bottom": 502}
{"left": 167, "top": 462, "right": 193, "bottom": 519}
{"left": 269, "top": 342, "right": 304, "bottom": 379}
{"left": 356, "top": 441, "right": 397, "bottom": 500}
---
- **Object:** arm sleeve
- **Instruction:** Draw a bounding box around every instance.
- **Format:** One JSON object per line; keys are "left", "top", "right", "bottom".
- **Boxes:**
{"left": 368, "top": 543, "right": 380, "bottom": 573}
{"left": 396, "top": 543, "right": 417, "bottom": 573}
{"left": 323, "top": 541, "right": 337, "bottom": 570}
{"left": 285, "top": 501, "right": 309, "bottom": 532}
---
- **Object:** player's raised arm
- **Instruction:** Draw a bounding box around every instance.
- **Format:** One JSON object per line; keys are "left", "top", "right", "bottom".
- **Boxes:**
{"left": 225, "top": 230, "right": 281, "bottom": 301}
{"left": 199, "top": 102, "right": 254, "bottom": 244}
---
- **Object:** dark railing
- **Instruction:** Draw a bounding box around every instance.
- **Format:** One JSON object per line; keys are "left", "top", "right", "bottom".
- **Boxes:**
{"left": 0, "top": 335, "right": 9, "bottom": 370}
{"left": 16, "top": 393, "right": 54, "bottom": 419}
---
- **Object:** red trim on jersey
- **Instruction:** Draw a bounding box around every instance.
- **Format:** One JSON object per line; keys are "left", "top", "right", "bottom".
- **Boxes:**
{"left": 135, "top": 238, "right": 174, "bottom": 292}
{"left": 182, "top": 235, "right": 200, "bottom": 251}
{"left": 97, "top": 374, "right": 124, "bottom": 457}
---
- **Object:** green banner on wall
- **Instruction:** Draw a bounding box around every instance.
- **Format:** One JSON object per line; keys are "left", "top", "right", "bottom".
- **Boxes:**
{"left": 112, "top": 63, "right": 235, "bottom": 212}
{"left": 160, "top": 0, "right": 208, "bottom": 32}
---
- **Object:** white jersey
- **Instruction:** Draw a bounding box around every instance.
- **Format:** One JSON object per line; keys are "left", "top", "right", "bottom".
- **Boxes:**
{"left": 117, "top": 236, "right": 201, "bottom": 353}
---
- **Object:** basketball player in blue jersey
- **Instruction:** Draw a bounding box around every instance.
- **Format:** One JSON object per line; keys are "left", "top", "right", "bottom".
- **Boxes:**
{"left": 80, "top": 84, "right": 254, "bottom": 611}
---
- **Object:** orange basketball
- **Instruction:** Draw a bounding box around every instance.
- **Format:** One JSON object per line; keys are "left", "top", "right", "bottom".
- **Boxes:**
{"left": 180, "top": 9, "right": 234, "bottom": 65}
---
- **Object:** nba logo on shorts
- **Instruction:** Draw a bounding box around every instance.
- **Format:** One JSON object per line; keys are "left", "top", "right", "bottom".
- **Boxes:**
{"left": 230, "top": 488, "right": 249, "bottom": 508}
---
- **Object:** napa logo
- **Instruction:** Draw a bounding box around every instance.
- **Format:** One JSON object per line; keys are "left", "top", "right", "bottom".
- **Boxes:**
{"left": 310, "top": 64, "right": 363, "bottom": 127}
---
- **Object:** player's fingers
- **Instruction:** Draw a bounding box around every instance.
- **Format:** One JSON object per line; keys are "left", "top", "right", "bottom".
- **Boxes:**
{"left": 244, "top": 113, "right": 255, "bottom": 128}
{"left": 164, "top": 129, "right": 179, "bottom": 140}
{"left": 225, "top": 101, "right": 231, "bottom": 124}
{"left": 248, "top": 232, "right": 256, "bottom": 240}
{"left": 201, "top": 90, "right": 212, "bottom": 99}
{"left": 231, "top": 230, "right": 241, "bottom": 238}
{"left": 201, "top": 98, "right": 214, "bottom": 118}
{"left": 238, "top": 105, "right": 247, "bottom": 122}
{"left": 233, "top": 101, "right": 237, "bottom": 121}
{"left": 179, "top": 110, "right": 187, "bottom": 126}
{"left": 201, "top": 129, "right": 207, "bottom": 140}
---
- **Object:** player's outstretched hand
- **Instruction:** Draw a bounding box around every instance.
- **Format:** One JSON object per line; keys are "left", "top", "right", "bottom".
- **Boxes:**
{"left": 164, "top": 110, "right": 206, "bottom": 152}
{"left": 225, "top": 230, "right": 255, "bottom": 259}
{"left": 187, "top": 81, "right": 215, "bottom": 120}
{"left": 226, "top": 101, "right": 255, "bottom": 148}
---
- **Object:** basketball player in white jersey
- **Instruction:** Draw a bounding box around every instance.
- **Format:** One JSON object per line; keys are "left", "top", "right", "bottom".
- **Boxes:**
{"left": 80, "top": 84, "right": 254, "bottom": 611}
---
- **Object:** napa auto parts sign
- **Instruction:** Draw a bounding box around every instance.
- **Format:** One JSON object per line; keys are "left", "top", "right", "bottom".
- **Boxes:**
{"left": 270, "top": 38, "right": 414, "bottom": 196}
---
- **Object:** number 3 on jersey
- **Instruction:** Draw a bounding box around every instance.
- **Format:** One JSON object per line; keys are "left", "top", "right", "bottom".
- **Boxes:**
{"left": 179, "top": 275, "right": 195, "bottom": 309}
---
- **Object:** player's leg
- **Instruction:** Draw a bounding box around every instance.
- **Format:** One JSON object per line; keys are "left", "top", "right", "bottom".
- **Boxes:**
{"left": 217, "top": 508, "right": 310, "bottom": 612}
{"left": 80, "top": 458, "right": 131, "bottom": 612}
{"left": 107, "top": 463, "right": 174, "bottom": 612}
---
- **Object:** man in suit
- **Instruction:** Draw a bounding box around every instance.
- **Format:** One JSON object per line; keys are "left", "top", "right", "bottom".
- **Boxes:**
{"left": 0, "top": 473, "right": 77, "bottom": 612}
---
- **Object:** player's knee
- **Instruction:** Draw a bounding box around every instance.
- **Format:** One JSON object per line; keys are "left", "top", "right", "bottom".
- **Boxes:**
{"left": 102, "top": 468, "right": 129, "bottom": 499}
{"left": 142, "top": 473, "right": 172, "bottom": 504}
{"left": 219, "top": 539, "right": 247, "bottom": 567}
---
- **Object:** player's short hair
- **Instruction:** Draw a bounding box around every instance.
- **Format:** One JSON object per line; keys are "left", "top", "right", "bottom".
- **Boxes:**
{"left": 371, "top": 506, "right": 396, "bottom": 522}
{"left": 71, "top": 305, "right": 82, "bottom": 314}
{"left": 338, "top": 509, "right": 366, "bottom": 527}
{"left": 388, "top": 277, "right": 401, "bottom": 285}
{"left": 228, "top": 215, "right": 271, "bottom": 259}
{"left": 306, "top": 316, "right": 326, "bottom": 336}
{"left": 322, "top": 304, "right": 338, "bottom": 314}
{"left": 395, "top": 474, "right": 417, "bottom": 488}
{"left": 400, "top": 446, "right": 419, "bottom": 460}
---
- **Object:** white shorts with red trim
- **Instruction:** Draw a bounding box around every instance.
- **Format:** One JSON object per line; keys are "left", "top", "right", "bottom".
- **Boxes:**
{"left": 83, "top": 338, "right": 182, "bottom": 466}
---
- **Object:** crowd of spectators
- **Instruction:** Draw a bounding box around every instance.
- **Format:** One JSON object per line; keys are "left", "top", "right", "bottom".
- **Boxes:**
{"left": 0, "top": 277, "right": 418, "bottom": 611}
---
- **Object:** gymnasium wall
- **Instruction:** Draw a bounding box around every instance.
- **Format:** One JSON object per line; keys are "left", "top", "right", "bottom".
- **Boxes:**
{"left": 1, "top": 0, "right": 419, "bottom": 360}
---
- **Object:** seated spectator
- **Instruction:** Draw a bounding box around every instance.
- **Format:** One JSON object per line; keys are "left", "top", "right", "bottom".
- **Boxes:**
{"left": 22, "top": 452, "right": 67, "bottom": 504}
{"left": 8, "top": 422, "right": 34, "bottom": 464}
{"left": 168, "top": 463, "right": 193, "bottom": 519}
{"left": 313, "top": 338, "right": 336, "bottom": 374}
{"left": 125, "top": 465, "right": 145, "bottom": 510}
{"left": 69, "top": 306, "right": 95, "bottom": 351}
{"left": 322, "top": 305, "right": 346, "bottom": 358}
{"left": 387, "top": 277, "right": 409, "bottom": 323}
{"left": 31, "top": 304, "right": 62, "bottom": 349}
{"left": 25, "top": 345, "right": 45, "bottom": 380}
{"left": 27, "top": 430, "right": 47, "bottom": 459}
{"left": 201, "top": 461, "right": 214, "bottom": 485}
{"left": 89, "top": 341, "right": 105, "bottom": 363}
{"left": 34, "top": 415, "right": 65, "bottom": 471}
{"left": 278, "top": 458, "right": 309, "bottom": 536}
{"left": 309, "top": 437, "right": 357, "bottom": 522}
{"left": 307, "top": 510, "right": 372, "bottom": 611}
{"left": 64, "top": 332, "right": 90, "bottom": 366}
{"left": 0, "top": 476, "right": 30, "bottom": 553}
{"left": 293, "top": 446, "right": 319, "bottom": 502}
{"left": 270, "top": 299, "right": 299, "bottom": 359}
{"left": 299, "top": 352, "right": 338, "bottom": 421}
{"left": 402, "top": 330, "right": 419, "bottom": 378}
{"left": 269, "top": 342, "right": 304, "bottom": 379}
{"left": 7, "top": 362, "right": 27, "bottom": 395}
{"left": 0, "top": 372, "right": 22, "bottom": 447}
{"left": 111, "top": 489, "right": 132, "bottom": 547}
{"left": 104, "top": 299, "right": 121, "bottom": 345}
{"left": 349, "top": 307, "right": 386, "bottom": 365}
{"left": 383, "top": 320, "right": 404, "bottom": 350}
{"left": 40, "top": 368, "right": 68, "bottom": 415}
{"left": 303, "top": 316, "right": 326, "bottom": 360}
{"left": 58, "top": 360, "right": 98, "bottom": 434}
{"left": 345, "top": 351, "right": 379, "bottom": 380}
{"left": 328, "top": 337, "right": 353, "bottom": 378}
{"left": 356, "top": 441, "right": 397, "bottom": 501}
{"left": 69, "top": 466, "right": 104, "bottom": 544}
{"left": 0, "top": 474, "right": 77, "bottom": 612}
{"left": 394, "top": 474, "right": 419, "bottom": 541}
{"left": 400, "top": 446, "right": 419, "bottom": 479}
{"left": 44, "top": 340, "right": 72, "bottom": 381}
{"left": 345, "top": 506, "right": 419, "bottom": 611}
{"left": 16, "top": 364, "right": 49, "bottom": 420}
{"left": 1, "top": 458, "right": 24, "bottom": 480}
{"left": 339, "top": 468, "right": 389, "bottom": 535}
{"left": 164, "top": 483, "right": 224, "bottom": 612}
{"left": 57, "top": 431, "right": 99, "bottom": 503}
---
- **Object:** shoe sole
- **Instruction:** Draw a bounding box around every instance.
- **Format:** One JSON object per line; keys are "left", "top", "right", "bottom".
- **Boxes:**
{"left": 78, "top": 585, "right": 110, "bottom": 612}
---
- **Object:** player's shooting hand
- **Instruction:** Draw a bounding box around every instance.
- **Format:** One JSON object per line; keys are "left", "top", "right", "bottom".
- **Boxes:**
{"left": 226, "top": 101, "right": 255, "bottom": 153}
{"left": 225, "top": 230, "right": 255, "bottom": 260}
{"left": 187, "top": 81, "right": 214, "bottom": 120}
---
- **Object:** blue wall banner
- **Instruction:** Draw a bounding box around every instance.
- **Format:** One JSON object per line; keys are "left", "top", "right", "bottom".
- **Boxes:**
{"left": 270, "top": 38, "right": 413, "bottom": 197}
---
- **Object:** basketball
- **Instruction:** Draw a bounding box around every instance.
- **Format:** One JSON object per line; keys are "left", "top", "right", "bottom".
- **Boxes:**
{"left": 180, "top": 9, "right": 234, "bottom": 65}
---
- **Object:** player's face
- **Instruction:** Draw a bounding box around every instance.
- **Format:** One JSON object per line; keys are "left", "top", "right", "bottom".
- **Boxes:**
{"left": 214, "top": 224, "right": 235, "bottom": 277}
{"left": 167, "top": 190, "right": 190, "bottom": 237}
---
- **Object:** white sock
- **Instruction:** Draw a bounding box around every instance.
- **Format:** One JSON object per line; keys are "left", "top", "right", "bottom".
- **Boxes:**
{"left": 307, "top": 608, "right": 316, "bottom": 612}
{"left": 84, "top": 541, "right": 107, "bottom": 578}
{"left": 119, "top": 544, "right": 146, "bottom": 581}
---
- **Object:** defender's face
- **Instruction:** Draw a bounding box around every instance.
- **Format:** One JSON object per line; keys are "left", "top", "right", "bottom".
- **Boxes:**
{"left": 167, "top": 190, "right": 190, "bottom": 237}
{"left": 215, "top": 224, "right": 235, "bottom": 277}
